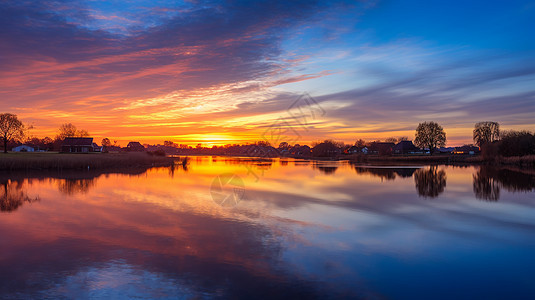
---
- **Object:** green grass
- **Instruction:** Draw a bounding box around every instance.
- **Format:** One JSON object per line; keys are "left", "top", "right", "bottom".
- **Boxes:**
{"left": 0, "top": 152, "right": 175, "bottom": 170}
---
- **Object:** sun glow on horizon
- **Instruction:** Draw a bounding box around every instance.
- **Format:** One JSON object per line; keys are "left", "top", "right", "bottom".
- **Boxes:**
{"left": 2, "top": 0, "right": 534, "bottom": 148}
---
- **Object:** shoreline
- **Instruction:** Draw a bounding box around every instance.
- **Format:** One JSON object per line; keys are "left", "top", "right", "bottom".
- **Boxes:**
{"left": 207, "top": 153, "right": 535, "bottom": 168}
{"left": 0, "top": 152, "right": 177, "bottom": 171}
{"left": 1, "top": 152, "right": 534, "bottom": 171}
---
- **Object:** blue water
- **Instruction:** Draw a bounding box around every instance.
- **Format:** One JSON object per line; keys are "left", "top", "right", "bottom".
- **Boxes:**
{"left": 0, "top": 158, "right": 534, "bottom": 299}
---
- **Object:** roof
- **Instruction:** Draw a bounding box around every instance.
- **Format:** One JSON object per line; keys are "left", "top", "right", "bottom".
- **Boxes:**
{"left": 62, "top": 137, "right": 93, "bottom": 146}
{"left": 12, "top": 145, "right": 34, "bottom": 150}
{"left": 368, "top": 142, "right": 395, "bottom": 151}
{"left": 393, "top": 141, "right": 419, "bottom": 151}
{"left": 127, "top": 141, "right": 144, "bottom": 147}
{"left": 455, "top": 145, "right": 480, "bottom": 152}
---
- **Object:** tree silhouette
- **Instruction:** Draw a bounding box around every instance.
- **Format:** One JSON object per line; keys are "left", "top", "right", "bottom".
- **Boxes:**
{"left": 0, "top": 113, "right": 25, "bottom": 153}
{"left": 56, "top": 123, "right": 90, "bottom": 140}
{"left": 414, "top": 122, "right": 446, "bottom": 154}
{"left": 414, "top": 166, "right": 447, "bottom": 198}
{"left": 354, "top": 139, "right": 366, "bottom": 147}
{"left": 101, "top": 138, "right": 112, "bottom": 148}
{"left": 473, "top": 121, "right": 500, "bottom": 147}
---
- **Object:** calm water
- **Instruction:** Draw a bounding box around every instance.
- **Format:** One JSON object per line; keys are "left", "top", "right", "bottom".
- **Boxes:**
{"left": 1, "top": 157, "right": 534, "bottom": 299}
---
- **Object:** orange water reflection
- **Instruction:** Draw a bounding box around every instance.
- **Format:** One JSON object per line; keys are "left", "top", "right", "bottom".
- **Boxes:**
{"left": 0, "top": 158, "right": 534, "bottom": 298}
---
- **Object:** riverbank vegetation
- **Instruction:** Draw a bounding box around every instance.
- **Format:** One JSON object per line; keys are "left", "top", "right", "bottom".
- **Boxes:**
{"left": 1, "top": 113, "right": 534, "bottom": 168}
{"left": 0, "top": 152, "right": 176, "bottom": 171}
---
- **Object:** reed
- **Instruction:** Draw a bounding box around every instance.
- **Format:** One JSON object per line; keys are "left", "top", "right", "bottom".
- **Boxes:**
{"left": 0, "top": 152, "right": 175, "bottom": 171}
{"left": 496, "top": 155, "right": 535, "bottom": 167}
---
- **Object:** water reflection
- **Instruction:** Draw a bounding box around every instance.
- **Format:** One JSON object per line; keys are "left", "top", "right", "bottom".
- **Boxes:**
{"left": 414, "top": 166, "right": 447, "bottom": 198}
{"left": 352, "top": 165, "right": 419, "bottom": 181}
{"left": 57, "top": 178, "right": 95, "bottom": 195}
{"left": 0, "top": 179, "right": 39, "bottom": 212}
{"left": 0, "top": 168, "right": 157, "bottom": 197}
{"left": 1, "top": 158, "right": 535, "bottom": 299}
{"left": 168, "top": 162, "right": 189, "bottom": 177}
{"left": 313, "top": 162, "right": 339, "bottom": 175}
{"left": 473, "top": 166, "right": 535, "bottom": 201}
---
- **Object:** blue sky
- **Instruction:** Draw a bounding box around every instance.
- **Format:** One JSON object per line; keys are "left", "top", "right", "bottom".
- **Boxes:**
{"left": 0, "top": 0, "right": 534, "bottom": 145}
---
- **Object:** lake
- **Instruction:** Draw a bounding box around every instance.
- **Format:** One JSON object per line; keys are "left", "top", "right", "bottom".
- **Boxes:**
{"left": 1, "top": 157, "right": 534, "bottom": 299}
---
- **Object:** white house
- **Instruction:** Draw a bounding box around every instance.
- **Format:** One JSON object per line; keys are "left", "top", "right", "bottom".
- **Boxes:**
{"left": 12, "top": 145, "right": 35, "bottom": 152}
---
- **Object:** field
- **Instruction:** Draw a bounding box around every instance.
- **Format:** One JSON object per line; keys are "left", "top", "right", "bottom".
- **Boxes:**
{"left": 0, "top": 152, "right": 176, "bottom": 171}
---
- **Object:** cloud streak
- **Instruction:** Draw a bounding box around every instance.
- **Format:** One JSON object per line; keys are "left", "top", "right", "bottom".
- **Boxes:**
{"left": 0, "top": 0, "right": 533, "bottom": 145}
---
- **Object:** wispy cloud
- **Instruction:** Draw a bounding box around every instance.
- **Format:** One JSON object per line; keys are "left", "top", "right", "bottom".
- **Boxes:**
{"left": 0, "top": 0, "right": 533, "bottom": 145}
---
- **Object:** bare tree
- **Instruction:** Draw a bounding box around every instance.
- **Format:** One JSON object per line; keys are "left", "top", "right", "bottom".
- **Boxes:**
{"left": 101, "top": 138, "right": 112, "bottom": 147}
{"left": 57, "top": 123, "right": 77, "bottom": 139}
{"left": 278, "top": 142, "right": 290, "bottom": 150}
{"left": 414, "top": 121, "right": 446, "bottom": 154}
{"left": 0, "top": 113, "right": 25, "bottom": 153}
{"left": 473, "top": 121, "right": 500, "bottom": 147}
{"left": 354, "top": 139, "right": 366, "bottom": 148}
{"left": 77, "top": 129, "right": 90, "bottom": 137}
{"left": 57, "top": 123, "right": 90, "bottom": 140}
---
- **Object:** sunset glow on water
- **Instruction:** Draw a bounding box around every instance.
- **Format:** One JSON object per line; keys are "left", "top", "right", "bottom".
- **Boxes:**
{"left": 1, "top": 158, "right": 534, "bottom": 299}
{"left": 1, "top": 1, "right": 535, "bottom": 298}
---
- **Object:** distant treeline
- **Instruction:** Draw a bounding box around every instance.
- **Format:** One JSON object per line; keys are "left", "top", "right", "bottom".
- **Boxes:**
{"left": 2, "top": 114, "right": 534, "bottom": 160}
{"left": 481, "top": 130, "right": 535, "bottom": 158}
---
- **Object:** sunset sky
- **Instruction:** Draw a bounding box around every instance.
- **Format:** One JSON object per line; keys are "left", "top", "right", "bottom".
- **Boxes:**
{"left": 1, "top": 0, "right": 534, "bottom": 146}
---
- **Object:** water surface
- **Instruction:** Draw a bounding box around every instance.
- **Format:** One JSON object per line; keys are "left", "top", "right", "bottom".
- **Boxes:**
{"left": 1, "top": 157, "right": 534, "bottom": 299}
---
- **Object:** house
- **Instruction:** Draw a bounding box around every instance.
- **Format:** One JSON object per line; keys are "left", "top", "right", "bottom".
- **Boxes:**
{"left": 311, "top": 142, "right": 341, "bottom": 157}
{"left": 290, "top": 145, "right": 311, "bottom": 156}
{"left": 346, "top": 146, "right": 361, "bottom": 154}
{"left": 92, "top": 143, "right": 102, "bottom": 152}
{"left": 368, "top": 142, "right": 395, "bottom": 155}
{"left": 127, "top": 141, "right": 145, "bottom": 152}
{"left": 437, "top": 147, "right": 455, "bottom": 154}
{"left": 392, "top": 141, "right": 420, "bottom": 155}
{"left": 12, "top": 145, "right": 35, "bottom": 152}
{"left": 61, "top": 137, "right": 94, "bottom": 153}
{"left": 454, "top": 145, "right": 480, "bottom": 155}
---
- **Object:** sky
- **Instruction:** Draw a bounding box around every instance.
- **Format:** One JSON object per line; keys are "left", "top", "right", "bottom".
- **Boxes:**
{"left": 1, "top": 0, "right": 534, "bottom": 146}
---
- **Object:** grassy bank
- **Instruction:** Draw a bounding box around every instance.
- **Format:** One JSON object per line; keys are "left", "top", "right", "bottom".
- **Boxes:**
{"left": 342, "top": 154, "right": 470, "bottom": 165}
{"left": 342, "top": 154, "right": 535, "bottom": 168}
{"left": 0, "top": 152, "right": 176, "bottom": 171}
{"left": 465, "top": 155, "right": 535, "bottom": 168}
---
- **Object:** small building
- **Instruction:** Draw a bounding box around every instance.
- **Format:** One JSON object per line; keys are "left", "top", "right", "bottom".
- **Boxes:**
{"left": 437, "top": 147, "right": 455, "bottom": 154}
{"left": 127, "top": 141, "right": 145, "bottom": 152}
{"left": 346, "top": 146, "right": 361, "bottom": 154}
{"left": 454, "top": 145, "right": 480, "bottom": 155}
{"left": 12, "top": 145, "right": 35, "bottom": 152}
{"left": 290, "top": 145, "right": 311, "bottom": 156}
{"left": 393, "top": 141, "right": 420, "bottom": 155}
{"left": 368, "top": 142, "right": 395, "bottom": 155}
{"left": 61, "top": 137, "right": 94, "bottom": 153}
{"left": 92, "top": 143, "right": 102, "bottom": 152}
